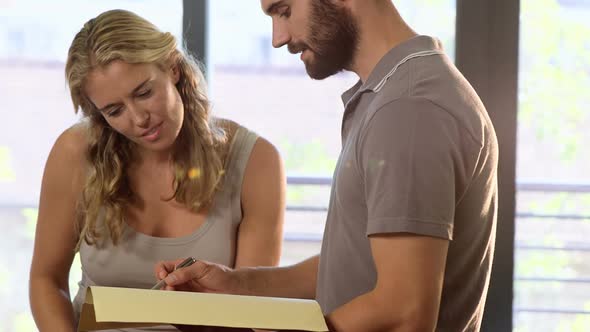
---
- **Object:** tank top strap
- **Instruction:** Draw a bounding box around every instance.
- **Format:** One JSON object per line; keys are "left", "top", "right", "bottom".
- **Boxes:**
{"left": 223, "top": 126, "right": 259, "bottom": 225}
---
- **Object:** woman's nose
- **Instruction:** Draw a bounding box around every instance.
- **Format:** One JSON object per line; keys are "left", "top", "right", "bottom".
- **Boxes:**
{"left": 129, "top": 105, "right": 150, "bottom": 128}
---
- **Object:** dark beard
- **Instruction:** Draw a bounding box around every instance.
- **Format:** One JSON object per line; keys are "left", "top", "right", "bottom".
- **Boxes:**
{"left": 294, "top": 0, "right": 360, "bottom": 80}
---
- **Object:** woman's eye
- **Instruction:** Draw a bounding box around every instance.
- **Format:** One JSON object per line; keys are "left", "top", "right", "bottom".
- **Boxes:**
{"left": 137, "top": 89, "right": 152, "bottom": 98}
{"left": 107, "top": 108, "right": 122, "bottom": 117}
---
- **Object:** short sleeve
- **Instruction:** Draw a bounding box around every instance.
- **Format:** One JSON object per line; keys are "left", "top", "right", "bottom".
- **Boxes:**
{"left": 358, "top": 97, "right": 478, "bottom": 240}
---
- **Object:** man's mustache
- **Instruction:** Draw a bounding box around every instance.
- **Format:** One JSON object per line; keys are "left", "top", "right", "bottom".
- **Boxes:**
{"left": 288, "top": 43, "right": 308, "bottom": 54}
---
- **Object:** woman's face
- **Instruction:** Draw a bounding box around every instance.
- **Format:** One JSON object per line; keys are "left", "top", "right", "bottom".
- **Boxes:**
{"left": 84, "top": 60, "right": 184, "bottom": 155}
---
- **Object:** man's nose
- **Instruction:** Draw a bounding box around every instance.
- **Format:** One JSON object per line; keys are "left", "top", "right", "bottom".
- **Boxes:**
{"left": 272, "top": 19, "right": 291, "bottom": 48}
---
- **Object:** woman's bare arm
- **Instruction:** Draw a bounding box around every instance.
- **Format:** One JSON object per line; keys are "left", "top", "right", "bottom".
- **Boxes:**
{"left": 29, "top": 125, "right": 87, "bottom": 332}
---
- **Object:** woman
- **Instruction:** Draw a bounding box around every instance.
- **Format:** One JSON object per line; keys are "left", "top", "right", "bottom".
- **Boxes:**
{"left": 29, "top": 9, "right": 285, "bottom": 331}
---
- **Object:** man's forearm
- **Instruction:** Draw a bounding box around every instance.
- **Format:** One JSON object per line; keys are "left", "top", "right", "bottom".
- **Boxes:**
{"left": 327, "top": 290, "right": 437, "bottom": 332}
{"left": 237, "top": 255, "right": 318, "bottom": 299}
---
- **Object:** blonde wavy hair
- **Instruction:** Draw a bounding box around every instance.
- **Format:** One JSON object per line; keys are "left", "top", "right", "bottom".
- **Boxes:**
{"left": 65, "top": 9, "right": 227, "bottom": 250}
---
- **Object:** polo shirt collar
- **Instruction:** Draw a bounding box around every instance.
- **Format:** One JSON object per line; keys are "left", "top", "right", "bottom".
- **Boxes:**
{"left": 341, "top": 35, "right": 444, "bottom": 106}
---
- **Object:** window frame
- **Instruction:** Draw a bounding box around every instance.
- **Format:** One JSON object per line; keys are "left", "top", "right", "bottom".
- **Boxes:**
{"left": 455, "top": 1, "right": 519, "bottom": 331}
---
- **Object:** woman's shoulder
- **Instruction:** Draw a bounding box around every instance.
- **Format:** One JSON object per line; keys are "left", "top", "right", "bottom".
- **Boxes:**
{"left": 49, "top": 122, "right": 90, "bottom": 169}
{"left": 54, "top": 122, "right": 89, "bottom": 154}
{"left": 213, "top": 118, "right": 279, "bottom": 160}
{"left": 42, "top": 123, "right": 90, "bottom": 196}
{"left": 214, "top": 118, "right": 241, "bottom": 142}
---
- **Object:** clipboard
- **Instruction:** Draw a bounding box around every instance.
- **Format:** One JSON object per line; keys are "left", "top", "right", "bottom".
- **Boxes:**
{"left": 78, "top": 286, "right": 329, "bottom": 331}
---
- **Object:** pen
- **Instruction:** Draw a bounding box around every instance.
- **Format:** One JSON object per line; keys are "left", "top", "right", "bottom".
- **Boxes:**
{"left": 151, "top": 256, "right": 196, "bottom": 290}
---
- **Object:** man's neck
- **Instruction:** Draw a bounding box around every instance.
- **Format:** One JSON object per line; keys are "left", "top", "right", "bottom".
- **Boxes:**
{"left": 349, "top": 6, "right": 418, "bottom": 83}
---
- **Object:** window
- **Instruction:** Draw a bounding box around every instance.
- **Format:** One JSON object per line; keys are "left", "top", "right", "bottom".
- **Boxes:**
{"left": 514, "top": 0, "right": 590, "bottom": 330}
{"left": 0, "top": 1, "right": 182, "bottom": 329}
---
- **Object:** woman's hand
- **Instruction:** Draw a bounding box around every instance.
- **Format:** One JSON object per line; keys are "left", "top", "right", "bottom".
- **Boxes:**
{"left": 154, "top": 259, "right": 244, "bottom": 294}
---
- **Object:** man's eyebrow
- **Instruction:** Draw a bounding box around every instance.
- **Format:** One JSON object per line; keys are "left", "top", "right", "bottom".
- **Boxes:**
{"left": 97, "top": 78, "right": 151, "bottom": 112}
{"left": 264, "top": 0, "right": 286, "bottom": 15}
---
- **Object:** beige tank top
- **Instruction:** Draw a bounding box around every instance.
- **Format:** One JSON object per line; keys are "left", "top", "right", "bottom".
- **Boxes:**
{"left": 72, "top": 127, "right": 259, "bottom": 331}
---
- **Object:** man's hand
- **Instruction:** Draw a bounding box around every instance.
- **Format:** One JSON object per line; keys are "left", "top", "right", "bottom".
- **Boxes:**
{"left": 153, "top": 259, "right": 243, "bottom": 294}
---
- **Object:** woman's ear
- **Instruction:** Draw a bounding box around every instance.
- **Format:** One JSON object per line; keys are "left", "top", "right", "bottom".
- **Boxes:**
{"left": 170, "top": 62, "right": 180, "bottom": 84}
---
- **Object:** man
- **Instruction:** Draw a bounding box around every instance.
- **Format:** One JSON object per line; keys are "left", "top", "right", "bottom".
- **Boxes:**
{"left": 156, "top": 1, "right": 498, "bottom": 331}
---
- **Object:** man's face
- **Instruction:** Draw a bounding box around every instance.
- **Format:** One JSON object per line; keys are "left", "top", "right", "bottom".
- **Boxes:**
{"left": 262, "top": 0, "right": 360, "bottom": 80}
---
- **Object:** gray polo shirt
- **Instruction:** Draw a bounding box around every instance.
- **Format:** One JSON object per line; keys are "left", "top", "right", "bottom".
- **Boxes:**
{"left": 316, "top": 36, "right": 498, "bottom": 332}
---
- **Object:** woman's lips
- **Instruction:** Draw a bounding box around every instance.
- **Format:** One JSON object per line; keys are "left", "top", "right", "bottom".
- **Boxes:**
{"left": 141, "top": 123, "right": 162, "bottom": 142}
